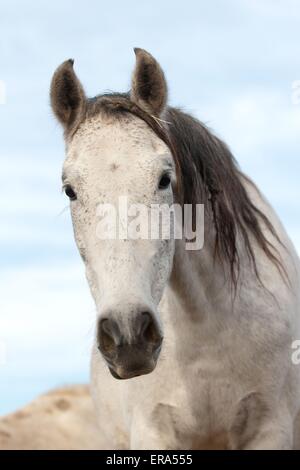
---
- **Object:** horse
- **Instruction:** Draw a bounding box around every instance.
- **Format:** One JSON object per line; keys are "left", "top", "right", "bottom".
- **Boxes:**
{"left": 50, "top": 48, "right": 300, "bottom": 449}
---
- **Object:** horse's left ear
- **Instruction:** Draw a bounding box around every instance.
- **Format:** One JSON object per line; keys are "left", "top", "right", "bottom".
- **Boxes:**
{"left": 130, "top": 48, "right": 168, "bottom": 116}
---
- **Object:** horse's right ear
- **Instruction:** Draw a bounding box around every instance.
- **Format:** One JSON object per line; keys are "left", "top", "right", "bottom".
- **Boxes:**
{"left": 50, "top": 59, "right": 86, "bottom": 131}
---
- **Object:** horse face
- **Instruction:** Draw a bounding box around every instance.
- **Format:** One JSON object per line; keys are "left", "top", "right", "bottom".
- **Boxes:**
{"left": 63, "top": 115, "right": 175, "bottom": 378}
{"left": 51, "top": 48, "right": 174, "bottom": 379}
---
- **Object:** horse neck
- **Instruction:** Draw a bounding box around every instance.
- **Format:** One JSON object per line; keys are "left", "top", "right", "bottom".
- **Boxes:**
{"left": 167, "top": 234, "right": 231, "bottom": 321}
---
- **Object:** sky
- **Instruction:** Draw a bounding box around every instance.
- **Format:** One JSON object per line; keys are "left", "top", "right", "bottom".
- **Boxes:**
{"left": 0, "top": 0, "right": 299, "bottom": 415}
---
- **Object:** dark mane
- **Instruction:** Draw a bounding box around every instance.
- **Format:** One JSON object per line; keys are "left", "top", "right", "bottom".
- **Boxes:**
{"left": 78, "top": 92, "right": 285, "bottom": 287}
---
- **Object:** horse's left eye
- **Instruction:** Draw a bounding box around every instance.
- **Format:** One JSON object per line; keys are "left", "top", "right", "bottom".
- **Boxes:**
{"left": 158, "top": 173, "right": 171, "bottom": 190}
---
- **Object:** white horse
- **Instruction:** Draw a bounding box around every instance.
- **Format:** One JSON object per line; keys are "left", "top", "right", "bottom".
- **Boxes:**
{"left": 50, "top": 49, "right": 300, "bottom": 449}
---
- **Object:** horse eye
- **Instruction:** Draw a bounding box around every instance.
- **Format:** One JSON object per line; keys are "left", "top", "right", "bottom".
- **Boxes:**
{"left": 64, "top": 185, "right": 77, "bottom": 201}
{"left": 158, "top": 174, "right": 171, "bottom": 190}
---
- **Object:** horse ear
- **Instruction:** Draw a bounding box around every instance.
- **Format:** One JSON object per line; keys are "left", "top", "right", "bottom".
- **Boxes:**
{"left": 50, "top": 59, "right": 86, "bottom": 131}
{"left": 130, "top": 48, "right": 168, "bottom": 116}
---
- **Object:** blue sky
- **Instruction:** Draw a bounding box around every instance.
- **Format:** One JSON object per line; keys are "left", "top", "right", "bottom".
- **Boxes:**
{"left": 0, "top": 0, "right": 299, "bottom": 415}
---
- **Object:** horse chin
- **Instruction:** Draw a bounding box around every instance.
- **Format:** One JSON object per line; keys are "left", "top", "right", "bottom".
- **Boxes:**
{"left": 108, "top": 364, "right": 155, "bottom": 380}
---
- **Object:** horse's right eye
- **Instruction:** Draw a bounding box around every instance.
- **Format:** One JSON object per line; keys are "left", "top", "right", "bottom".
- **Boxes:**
{"left": 64, "top": 185, "right": 77, "bottom": 201}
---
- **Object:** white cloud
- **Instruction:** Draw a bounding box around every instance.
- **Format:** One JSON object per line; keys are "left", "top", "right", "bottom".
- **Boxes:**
{"left": 0, "top": 263, "right": 94, "bottom": 345}
{"left": 0, "top": 262, "right": 95, "bottom": 413}
{"left": 198, "top": 89, "right": 300, "bottom": 157}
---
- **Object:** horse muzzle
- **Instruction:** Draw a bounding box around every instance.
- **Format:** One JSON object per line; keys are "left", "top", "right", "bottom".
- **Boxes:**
{"left": 97, "top": 310, "right": 163, "bottom": 380}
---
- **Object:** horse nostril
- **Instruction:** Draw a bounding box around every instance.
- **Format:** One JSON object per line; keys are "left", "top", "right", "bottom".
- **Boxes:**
{"left": 98, "top": 318, "right": 119, "bottom": 355}
{"left": 140, "top": 312, "right": 162, "bottom": 347}
{"left": 140, "top": 312, "right": 152, "bottom": 336}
